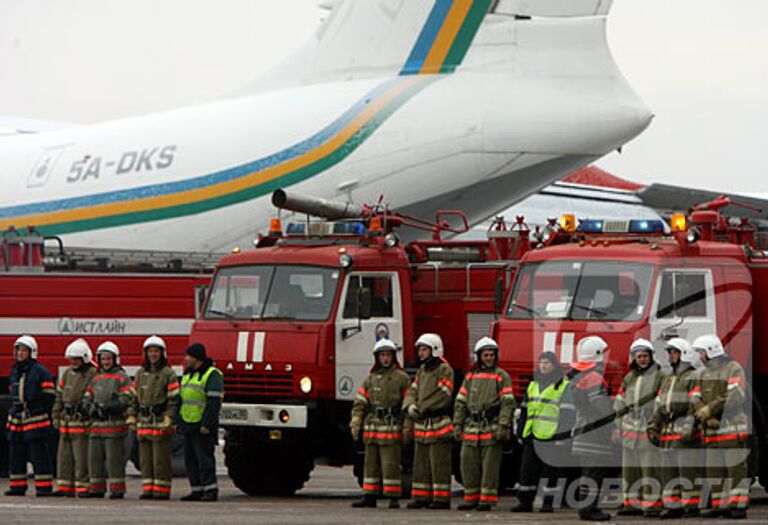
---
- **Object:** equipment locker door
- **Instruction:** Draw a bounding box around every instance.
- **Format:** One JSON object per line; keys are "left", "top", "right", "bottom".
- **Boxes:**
{"left": 334, "top": 272, "right": 403, "bottom": 401}
{"left": 649, "top": 268, "right": 716, "bottom": 366}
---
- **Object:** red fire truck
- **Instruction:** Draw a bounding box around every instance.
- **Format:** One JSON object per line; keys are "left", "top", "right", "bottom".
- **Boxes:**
{"left": 189, "top": 191, "right": 524, "bottom": 495}
{"left": 0, "top": 231, "right": 217, "bottom": 474}
{"left": 492, "top": 198, "right": 767, "bottom": 482}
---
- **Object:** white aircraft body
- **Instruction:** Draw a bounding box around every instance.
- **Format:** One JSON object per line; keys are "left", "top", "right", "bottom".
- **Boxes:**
{"left": 0, "top": 0, "right": 652, "bottom": 252}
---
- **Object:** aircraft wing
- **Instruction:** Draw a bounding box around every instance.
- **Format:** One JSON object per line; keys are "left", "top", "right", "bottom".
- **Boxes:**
{"left": 638, "top": 183, "right": 768, "bottom": 222}
{"left": 0, "top": 116, "right": 80, "bottom": 136}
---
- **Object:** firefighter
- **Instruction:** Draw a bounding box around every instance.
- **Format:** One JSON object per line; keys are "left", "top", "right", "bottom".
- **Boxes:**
{"left": 349, "top": 338, "right": 411, "bottom": 509}
{"left": 569, "top": 336, "right": 614, "bottom": 521}
{"left": 51, "top": 338, "right": 97, "bottom": 497}
{"left": 132, "top": 335, "right": 180, "bottom": 500}
{"left": 453, "top": 337, "right": 515, "bottom": 511}
{"left": 647, "top": 338, "right": 701, "bottom": 519}
{"left": 82, "top": 341, "right": 134, "bottom": 499}
{"left": 690, "top": 334, "right": 749, "bottom": 519}
{"left": 402, "top": 333, "right": 454, "bottom": 509}
{"left": 177, "top": 343, "right": 224, "bottom": 502}
{"left": 512, "top": 350, "right": 575, "bottom": 513}
{"left": 4, "top": 335, "right": 56, "bottom": 497}
{"left": 614, "top": 338, "right": 664, "bottom": 517}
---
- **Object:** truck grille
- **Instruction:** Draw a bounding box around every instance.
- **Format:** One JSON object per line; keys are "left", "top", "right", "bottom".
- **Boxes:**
{"left": 223, "top": 372, "right": 294, "bottom": 397}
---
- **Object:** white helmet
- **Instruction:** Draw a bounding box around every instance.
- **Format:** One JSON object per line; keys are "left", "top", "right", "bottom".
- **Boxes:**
{"left": 474, "top": 337, "right": 499, "bottom": 355}
{"left": 96, "top": 341, "right": 120, "bottom": 364}
{"left": 14, "top": 335, "right": 38, "bottom": 359}
{"left": 143, "top": 335, "right": 167, "bottom": 354}
{"left": 415, "top": 333, "right": 444, "bottom": 357}
{"left": 666, "top": 337, "right": 700, "bottom": 367}
{"left": 692, "top": 334, "right": 724, "bottom": 359}
{"left": 629, "top": 338, "right": 654, "bottom": 362}
{"left": 65, "top": 338, "right": 91, "bottom": 361}
{"left": 576, "top": 336, "right": 608, "bottom": 364}
{"left": 373, "top": 338, "right": 398, "bottom": 355}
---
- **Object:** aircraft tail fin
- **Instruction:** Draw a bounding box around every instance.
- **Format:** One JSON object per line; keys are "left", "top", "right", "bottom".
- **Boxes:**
{"left": 257, "top": 0, "right": 494, "bottom": 87}
{"left": 253, "top": 0, "right": 615, "bottom": 89}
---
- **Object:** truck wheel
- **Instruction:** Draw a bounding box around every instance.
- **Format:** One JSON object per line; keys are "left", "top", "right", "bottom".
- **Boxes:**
{"left": 224, "top": 435, "right": 313, "bottom": 495}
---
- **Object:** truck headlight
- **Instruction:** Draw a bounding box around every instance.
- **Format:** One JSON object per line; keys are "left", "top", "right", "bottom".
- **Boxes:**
{"left": 299, "top": 376, "right": 313, "bottom": 394}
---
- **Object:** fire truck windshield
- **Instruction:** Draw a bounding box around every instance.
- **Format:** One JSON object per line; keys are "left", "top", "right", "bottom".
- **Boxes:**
{"left": 204, "top": 265, "right": 340, "bottom": 321}
{"left": 506, "top": 261, "right": 654, "bottom": 322}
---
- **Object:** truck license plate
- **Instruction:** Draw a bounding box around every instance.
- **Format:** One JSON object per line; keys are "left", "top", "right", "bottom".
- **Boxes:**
{"left": 269, "top": 430, "right": 282, "bottom": 440}
{"left": 221, "top": 407, "right": 248, "bottom": 422}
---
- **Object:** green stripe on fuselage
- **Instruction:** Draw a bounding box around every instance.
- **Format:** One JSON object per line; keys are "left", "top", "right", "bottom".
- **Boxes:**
{"left": 34, "top": 78, "right": 438, "bottom": 237}
{"left": 441, "top": 0, "right": 492, "bottom": 74}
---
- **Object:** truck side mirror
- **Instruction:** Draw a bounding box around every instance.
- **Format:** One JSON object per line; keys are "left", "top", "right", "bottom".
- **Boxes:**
{"left": 194, "top": 285, "right": 209, "bottom": 320}
{"left": 494, "top": 277, "right": 505, "bottom": 312}
{"left": 358, "top": 288, "right": 372, "bottom": 320}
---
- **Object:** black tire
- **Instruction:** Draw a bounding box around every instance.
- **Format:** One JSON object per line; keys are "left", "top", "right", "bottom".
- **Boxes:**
{"left": 224, "top": 434, "right": 313, "bottom": 496}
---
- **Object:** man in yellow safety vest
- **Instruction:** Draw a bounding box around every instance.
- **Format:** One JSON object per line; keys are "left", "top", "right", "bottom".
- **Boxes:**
{"left": 176, "top": 343, "right": 223, "bottom": 502}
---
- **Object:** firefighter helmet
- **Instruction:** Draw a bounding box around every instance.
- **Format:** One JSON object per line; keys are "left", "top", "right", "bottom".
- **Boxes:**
{"left": 692, "top": 334, "right": 724, "bottom": 359}
{"left": 666, "top": 337, "right": 699, "bottom": 365}
{"left": 576, "top": 336, "right": 608, "bottom": 363}
{"left": 474, "top": 337, "right": 499, "bottom": 355}
{"left": 415, "top": 333, "right": 443, "bottom": 357}
{"left": 630, "top": 338, "right": 654, "bottom": 358}
{"left": 96, "top": 341, "right": 120, "bottom": 364}
{"left": 373, "top": 338, "right": 398, "bottom": 355}
{"left": 143, "top": 335, "right": 167, "bottom": 355}
{"left": 65, "top": 338, "right": 91, "bottom": 361}
{"left": 14, "top": 335, "right": 38, "bottom": 359}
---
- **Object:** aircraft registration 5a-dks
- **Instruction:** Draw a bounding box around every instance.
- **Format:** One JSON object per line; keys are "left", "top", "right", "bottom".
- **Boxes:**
{"left": 0, "top": 0, "right": 652, "bottom": 251}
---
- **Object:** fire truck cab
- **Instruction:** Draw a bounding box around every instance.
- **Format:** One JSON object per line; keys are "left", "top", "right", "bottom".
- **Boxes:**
{"left": 492, "top": 203, "right": 768, "bottom": 482}
{"left": 190, "top": 191, "right": 521, "bottom": 495}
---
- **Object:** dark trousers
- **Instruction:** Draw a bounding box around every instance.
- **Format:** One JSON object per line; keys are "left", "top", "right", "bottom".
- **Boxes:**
{"left": 578, "top": 461, "right": 609, "bottom": 515}
{"left": 518, "top": 439, "right": 564, "bottom": 507}
{"left": 8, "top": 439, "right": 55, "bottom": 494}
{"left": 183, "top": 431, "right": 217, "bottom": 495}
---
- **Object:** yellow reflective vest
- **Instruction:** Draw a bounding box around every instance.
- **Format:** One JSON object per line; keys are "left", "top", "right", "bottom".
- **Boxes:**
{"left": 522, "top": 378, "right": 570, "bottom": 440}
{"left": 180, "top": 367, "right": 222, "bottom": 424}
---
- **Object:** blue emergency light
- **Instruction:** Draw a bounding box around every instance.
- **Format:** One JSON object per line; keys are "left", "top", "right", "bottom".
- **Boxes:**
{"left": 577, "top": 219, "right": 666, "bottom": 234}
{"left": 578, "top": 220, "right": 605, "bottom": 233}
{"left": 286, "top": 223, "right": 306, "bottom": 235}
{"left": 333, "top": 222, "right": 366, "bottom": 235}
{"left": 628, "top": 220, "right": 665, "bottom": 233}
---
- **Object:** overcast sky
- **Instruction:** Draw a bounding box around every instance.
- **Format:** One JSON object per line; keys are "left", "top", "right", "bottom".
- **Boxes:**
{"left": 0, "top": 0, "right": 765, "bottom": 194}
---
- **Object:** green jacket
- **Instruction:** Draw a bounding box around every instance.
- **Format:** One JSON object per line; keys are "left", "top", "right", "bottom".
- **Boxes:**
{"left": 133, "top": 364, "right": 180, "bottom": 441}
{"left": 351, "top": 365, "right": 411, "bottom": 446}
{"left": 690, "top": 356, "right": 747, "bottom": 448}
{"left": 84, "top": 365, "right": 134, "bottom": 438}
{"left": 453, "top": 365, "right": 515, "bottom": 447}
{"left": 52, "top": 364, "right": 97, "bottom": 435}
{"left": 648, "top": 365, "right": 698, "bottom": 448}
{"left": 614, "top": 363, "right": 663, "bottom": 449}
{"left": 403, "top": 356, "right": 454, "bottom": 443}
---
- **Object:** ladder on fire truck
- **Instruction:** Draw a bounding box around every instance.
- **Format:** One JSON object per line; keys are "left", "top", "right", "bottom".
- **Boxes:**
{"left": 1, "top": 228, "right": 224, "bottom": 274}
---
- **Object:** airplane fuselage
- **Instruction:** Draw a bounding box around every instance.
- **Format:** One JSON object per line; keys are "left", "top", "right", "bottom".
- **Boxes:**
{"left": 0, "top": 12, "right": 652, "bottom": 251}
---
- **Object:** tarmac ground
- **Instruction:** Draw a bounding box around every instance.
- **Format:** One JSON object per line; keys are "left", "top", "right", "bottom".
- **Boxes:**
{"left": 2, "top": 461, "right": 767, "bottom": 525}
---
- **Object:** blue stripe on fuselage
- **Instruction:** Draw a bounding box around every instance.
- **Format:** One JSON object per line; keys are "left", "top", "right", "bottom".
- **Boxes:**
{"left": 400, "top": 0, "right": 453, "bottom": 76}
{"left": 0, "top": 78, "right": 405, "bottom": 219}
